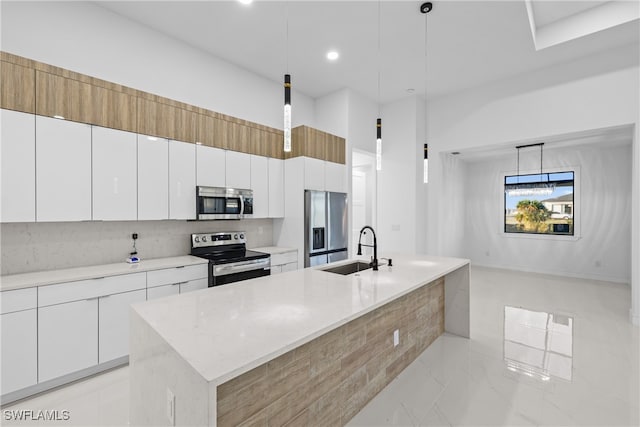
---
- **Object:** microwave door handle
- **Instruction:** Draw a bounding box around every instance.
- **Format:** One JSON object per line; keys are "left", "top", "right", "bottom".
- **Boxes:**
{"left": 239, "top": 195, "right": 244, "bottom": 218}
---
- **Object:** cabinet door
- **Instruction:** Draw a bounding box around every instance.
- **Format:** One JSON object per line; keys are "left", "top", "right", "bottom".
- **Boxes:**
{"left": 36, "top": 116, "right": 92, "bottom": 221}
{"left": 270, "top": 265, "right": 283, "bottom": 275}
{"left": 1, "top": 309, "right": 37, "bottom": 394}
{"left": 325, "top": 162, "right": 347, "bottom": 193}
{"left": 226, "top": 150, "right": 251, "bottom": 189}
{"left": 169, "top": 140, "right": 196, "bottom": 220}
{"left": 196, "top": 144, "right": 225, "bottom": 187}
{"left": 38, "top": 299, "right": 98, "bottom": 382}
{"left": 98, "top": 289, "right": 146, "bottom": 363}
{"left": 180, "top": 278, "right": 208, "bottom": 294}
{"left": 1, "top": 61, "right": 35, "bottom": 113}
{"left": 92, "top": 126, "right": 137, "bottom": 221}
{"left": 304, "top": 157, "right": 325, "bottom": 191}
{"left": 250, "top": 155, "right": 269, "bottom": 218}
{"left": 147, "top": 284, "right": 180, "bottom": 300}
{"left": 281, "top": 262, "right": 298, "bottom": 273}
{"left": 138, "top": 135, "right": 169, "bottom": 220}
{"left": 1, "top": 109, "right": 35, "bottom": 222}
{"left": 268, "top": 158, "right": 284, "bottom": 218}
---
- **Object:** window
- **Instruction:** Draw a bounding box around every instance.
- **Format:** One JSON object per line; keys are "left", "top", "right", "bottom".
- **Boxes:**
{"left": 504, "top": 171, "right": 574, "bottom": 236}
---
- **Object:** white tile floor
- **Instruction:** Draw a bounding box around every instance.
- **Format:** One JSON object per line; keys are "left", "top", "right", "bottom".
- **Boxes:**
{"left": 3, "top": 266, "right": 639, "bottom": 426}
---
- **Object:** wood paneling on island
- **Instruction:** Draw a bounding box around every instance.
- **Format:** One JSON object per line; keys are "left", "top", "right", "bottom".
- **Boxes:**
{"left": 216, "top": 278, "right": 445, "bottom": 426}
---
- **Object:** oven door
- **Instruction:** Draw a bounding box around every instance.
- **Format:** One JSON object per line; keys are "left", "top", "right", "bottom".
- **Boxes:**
{"left": 210, "top": 258, "right": 271, "bottom": 287}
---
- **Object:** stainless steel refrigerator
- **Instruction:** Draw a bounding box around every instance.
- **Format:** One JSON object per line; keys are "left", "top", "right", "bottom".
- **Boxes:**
{"left": 304, "top": 190, "right": 348, "bottom": 267}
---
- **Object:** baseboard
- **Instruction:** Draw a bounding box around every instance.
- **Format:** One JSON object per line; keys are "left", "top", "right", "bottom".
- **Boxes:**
{"left": 470, "top": 261, "right": 630, "bottom": 285}
{"left": 0, "top": 357, "right": 128, "bottom": 407}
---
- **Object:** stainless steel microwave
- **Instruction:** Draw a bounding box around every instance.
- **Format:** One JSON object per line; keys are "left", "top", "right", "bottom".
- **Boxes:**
{"left": 196, "top": 186, "right": 253, "bottom": 220}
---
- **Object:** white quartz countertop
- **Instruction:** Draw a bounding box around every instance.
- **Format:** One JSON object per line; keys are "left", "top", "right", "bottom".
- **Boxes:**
{"left": 0, "top": 256, "right": 208, "bottom": 291}
{"left": 251, "top": 246, "right": 297, "bottom": 255}
{"left": 131, "top": 254, "right": 469, "bottom": 385}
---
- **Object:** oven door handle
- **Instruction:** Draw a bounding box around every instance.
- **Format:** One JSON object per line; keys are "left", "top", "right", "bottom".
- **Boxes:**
{"left": 213, "top": 258, "right": 271, "bottom": 277}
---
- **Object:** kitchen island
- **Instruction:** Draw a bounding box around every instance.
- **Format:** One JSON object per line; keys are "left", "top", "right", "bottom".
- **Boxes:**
{"left": 129, "top": 254, "right": 469, "bottom": 426}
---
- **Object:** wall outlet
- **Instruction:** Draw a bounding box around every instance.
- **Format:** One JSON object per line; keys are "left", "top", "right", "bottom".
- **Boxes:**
{"left": 393, "top": 329, "right": 399, "bottom": 347}
{"left": 166, "top": 388, "right": 175, "bottom": 425}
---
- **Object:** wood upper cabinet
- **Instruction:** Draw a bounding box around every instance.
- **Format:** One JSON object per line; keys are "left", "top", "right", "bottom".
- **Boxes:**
{"left": 225, "top": 120, "right": 252, "bottom": 154}
{"left": 251, "top": 128, "right": 284, "bottom": 159}
{"left": 137, "top": 98, "right": 197, "bottom": 143}
{"left": 1, "top": 61, "right": 35, "bottom": 113}
{"left": 196, "top": 113, "right": 227, "bottom": 149}
{"left": 287, "top": 126, "right": 345, "bottom": 164}
{"left": 326, "top": 134, "right": 346, "bottom": 164}
{"left": 35, "top": 71, "right": 137, "bottom": 132}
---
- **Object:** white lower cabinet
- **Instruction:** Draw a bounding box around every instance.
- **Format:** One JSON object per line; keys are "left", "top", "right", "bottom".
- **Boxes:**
{"left": 1, "top": 309, "right": 37, "bottom": 394}
{"left": 180, "top": 278, "right": 208, "bottom": 294}
{"left": 98, "top": 289, "right": 147, "bottom": 363}
{"left": 266, "top": 250, "right": 298, "bottom": 275}
{"left": 147, "top": 264, "right": 208, "bottom": 298}
{"left": 38, "top": 299, "right": 98, "bottom": 383}
{"left": 147, "top": 284, "right": 180, "bottom": 300}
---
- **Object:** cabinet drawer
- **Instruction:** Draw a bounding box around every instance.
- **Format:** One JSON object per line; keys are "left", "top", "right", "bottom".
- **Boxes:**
{"left": 281, "top": 262, "right": 298, "bottom": 273}
{"left": 1, "top": 288, "right": 37, "bottom": 314}
{"left": 271, "top": 251, "right": 297, "bottom": 266}
{"left": 146, "top": 264, "right": 208, "bottom": 288}
{"left": 38, "top": 272, "right": 146, "bottom": 307}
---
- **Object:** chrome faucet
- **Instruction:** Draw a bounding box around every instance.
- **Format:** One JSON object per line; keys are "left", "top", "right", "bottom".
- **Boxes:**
{"left": 357, "top": 225, "right": 378, "bottom": 271}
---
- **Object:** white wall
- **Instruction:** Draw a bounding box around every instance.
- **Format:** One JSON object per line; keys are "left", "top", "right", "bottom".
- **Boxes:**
{"left": 0, "top": 1, "right": 315, "bottom": 129}
{"left": 464, "top": 143, "right": 632, "bottom": 283}
{"left": 426, "top": 45, "right": 639, "bottom": 324}
{"left": 377, "top": 97, "right": 419, "bottom": 254}
{"left": 315, "top": 89, "right": 348, "bottom": 138}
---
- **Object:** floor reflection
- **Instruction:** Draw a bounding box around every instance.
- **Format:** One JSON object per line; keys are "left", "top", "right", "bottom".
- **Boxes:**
{"left": 503, "top": 305, "right": 573, "bottom": 381}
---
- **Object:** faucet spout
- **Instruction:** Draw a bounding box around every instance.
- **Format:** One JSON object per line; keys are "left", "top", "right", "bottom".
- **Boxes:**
{"left": 357, "top": 225, "right": 378, "bottom": 271}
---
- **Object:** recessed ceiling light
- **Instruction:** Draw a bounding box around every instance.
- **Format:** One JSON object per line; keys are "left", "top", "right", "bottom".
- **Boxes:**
{"left": 326, "top": 51, "right": 339, "bottom": 61}
{"left": 406, "top": 88, "right": 415, "bottom": 93}
{"left": 237, "top": 0, "right": 253, "bottom": 5}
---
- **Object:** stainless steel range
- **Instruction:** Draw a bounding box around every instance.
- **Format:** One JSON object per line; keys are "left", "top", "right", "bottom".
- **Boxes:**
{"left": 190, "top": 232, "right": 270, "bottom": 287}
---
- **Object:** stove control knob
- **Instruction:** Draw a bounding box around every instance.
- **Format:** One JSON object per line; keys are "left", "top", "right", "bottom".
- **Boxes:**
{"left": 202, "top": 236, "right": 208, "bottom": 242}
{"left": 239, "top": 233, "right": 245, "bottom": 240}
{"left": 234, "top": 234, "right": 239, "bottom": 240}
{"left": 194, "top": 236, "right": 200, "bottom": 243}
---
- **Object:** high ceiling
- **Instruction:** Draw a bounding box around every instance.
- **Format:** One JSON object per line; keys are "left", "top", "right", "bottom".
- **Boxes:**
{"left": 96, "top": 1, "right": 639, "bottom": 104}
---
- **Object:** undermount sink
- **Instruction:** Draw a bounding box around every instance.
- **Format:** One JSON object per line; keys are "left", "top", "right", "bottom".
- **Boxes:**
{"left": 321, "top": 261, "right": 372, "bottom": 275}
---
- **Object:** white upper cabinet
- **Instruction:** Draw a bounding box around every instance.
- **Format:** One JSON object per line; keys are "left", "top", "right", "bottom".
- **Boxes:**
{"left": 304, "top": 157, "right": 325, "bottom": 191}
{"left": 225, "top": 151, "right": 251, "bottom": 190}
{"left": 169, "top": 140, "right": 196, "bottom": 220}
{"left": 137, "top": 135, "right": 168, "bottom": 220}
{"left": 1, "top": 109, "right": 35, "bottom": 223}
{"left": 325, "top": 161, "right": 347, "bottom": 193}
{"left": 250, "top": 155, "right": 269, "bottom": 218}
{"left": 268, "top": 158, "right": 284, "bottom": 218}
{"left": 196, "top": 144, "right": 225, "bottom": 188}
{"left": 36, "top": 116, "right": 91, "bottom": 222}
{"left": 92, "top": 126, "right": 137, "bottom": 221}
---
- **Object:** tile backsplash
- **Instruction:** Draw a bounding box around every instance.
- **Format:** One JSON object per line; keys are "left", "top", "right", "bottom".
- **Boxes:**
{"left": 0, "top": 219, "right": 273, "bottom": 275}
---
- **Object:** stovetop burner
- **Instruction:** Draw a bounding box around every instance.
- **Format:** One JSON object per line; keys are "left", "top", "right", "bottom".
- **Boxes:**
{"left": 190, "top": 232, "right": 269, "bottom": 264}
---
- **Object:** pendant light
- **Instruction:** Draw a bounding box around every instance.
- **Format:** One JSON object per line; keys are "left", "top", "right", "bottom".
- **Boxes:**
{"left": 283, "top": 2, "right": 292, "bottom": 153}
{"left": 506, "top": 143, "right": 554, "bottom": 196}
{"left": 284, "top": 74, "right": 291, "bottom": 152}
{"left": 421, "top": 2, "right": 432, "bottom": 183}
{"left": 376, "top": 0, "right": 382, "bottom": 171}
